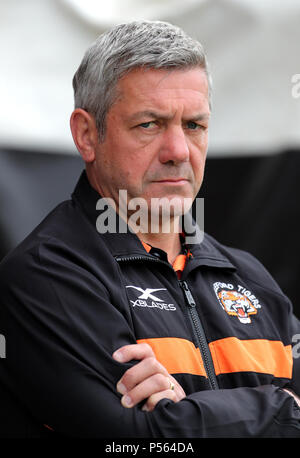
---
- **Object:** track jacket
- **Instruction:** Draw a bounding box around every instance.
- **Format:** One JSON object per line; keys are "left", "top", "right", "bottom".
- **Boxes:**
{"left": 0, "top": 170, "right": 299, "bottom": 438}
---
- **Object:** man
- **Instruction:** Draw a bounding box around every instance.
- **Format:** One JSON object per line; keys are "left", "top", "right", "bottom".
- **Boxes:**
{"left": 0, "top": 20, "right": 299, "bottom": 438}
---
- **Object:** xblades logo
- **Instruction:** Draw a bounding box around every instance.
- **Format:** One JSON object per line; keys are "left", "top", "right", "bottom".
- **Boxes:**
{"left": 126, "top": 285, "right": 176, "bottom": 311}
{"left": 126, "top": 286, "right": 166, "bottom": 301}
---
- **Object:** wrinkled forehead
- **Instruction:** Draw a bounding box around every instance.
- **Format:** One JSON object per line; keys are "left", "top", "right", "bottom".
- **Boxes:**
{"left": 112, "top": 67, "right": 210, "bottom": 119}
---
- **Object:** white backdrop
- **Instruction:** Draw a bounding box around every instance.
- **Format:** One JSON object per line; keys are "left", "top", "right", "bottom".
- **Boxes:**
{"left": 0, "top": 0, "right": 300, "bottom": 156}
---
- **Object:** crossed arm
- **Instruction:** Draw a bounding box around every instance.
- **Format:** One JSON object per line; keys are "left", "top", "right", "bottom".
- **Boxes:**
{"left": 1, "top": 248, "right": 300, "bottom": 437}
{"left": 113, "top": 343, "right": 300, "bottom": 412}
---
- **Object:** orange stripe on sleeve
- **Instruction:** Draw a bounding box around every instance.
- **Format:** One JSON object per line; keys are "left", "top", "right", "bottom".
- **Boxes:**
{"left": 209, "top": 337, "right": 293, "bottom": 379}
{"left": 137, "top": 337, "right": 207, "bottom": 377}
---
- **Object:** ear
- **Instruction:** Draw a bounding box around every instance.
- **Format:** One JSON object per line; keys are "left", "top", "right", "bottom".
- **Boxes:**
{"left": 70, "top": 108, "right": 99, "bottom": 162}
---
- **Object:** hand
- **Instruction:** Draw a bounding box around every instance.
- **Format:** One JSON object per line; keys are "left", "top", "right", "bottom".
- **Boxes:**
{"left": 283, "top": 388, "right": 300, "bottom": 408}
{"left": 112, "top": 343, "right": 186, "bottom": 412}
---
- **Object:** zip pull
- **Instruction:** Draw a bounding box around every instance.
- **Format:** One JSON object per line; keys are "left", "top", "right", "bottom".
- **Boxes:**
{"left": 181, "top": 281, "right": 196, "bottom": 307}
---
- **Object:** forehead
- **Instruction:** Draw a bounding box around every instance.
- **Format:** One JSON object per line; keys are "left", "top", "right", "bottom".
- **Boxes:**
{"left": 112, "top": 67, "right": 210, "bottom": 117}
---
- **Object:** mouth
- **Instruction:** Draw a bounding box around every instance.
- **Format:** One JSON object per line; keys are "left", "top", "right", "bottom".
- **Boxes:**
{"left": 154, "top": 178, "right": 189, "bottom": 185}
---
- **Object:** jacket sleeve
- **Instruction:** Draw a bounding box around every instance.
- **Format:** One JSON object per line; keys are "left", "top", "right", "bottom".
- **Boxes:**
{"left": 0, "top": 246, "right": 299, "bottom": 438}
{"left": 289, "top": 310, "right": 300, "bottom": 396}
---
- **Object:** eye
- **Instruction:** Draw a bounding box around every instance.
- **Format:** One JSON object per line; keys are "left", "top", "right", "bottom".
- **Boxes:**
{"left": 186, "top": 121, "right": 204, "bottom": 130}
{"left": 139, "top": 121, "right": 157, "bottom": 129}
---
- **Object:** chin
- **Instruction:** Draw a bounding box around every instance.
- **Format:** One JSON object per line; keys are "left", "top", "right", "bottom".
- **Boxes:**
{"left": 149, "top": 195, "right": 193, "bottom": 217}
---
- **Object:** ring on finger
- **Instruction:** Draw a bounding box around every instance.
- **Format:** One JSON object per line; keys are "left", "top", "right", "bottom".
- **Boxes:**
{"left": 168, "top": 379, "right": 175, "bottom": 391}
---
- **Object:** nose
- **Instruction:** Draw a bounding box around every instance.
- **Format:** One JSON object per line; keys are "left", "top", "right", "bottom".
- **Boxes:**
{"left": 158, "top": 126, "right": 190, "bottom": 165}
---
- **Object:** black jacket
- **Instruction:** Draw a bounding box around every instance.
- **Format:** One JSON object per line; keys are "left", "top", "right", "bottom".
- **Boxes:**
{"left": 0, "top": 171, "right": 299, "bottom": 438}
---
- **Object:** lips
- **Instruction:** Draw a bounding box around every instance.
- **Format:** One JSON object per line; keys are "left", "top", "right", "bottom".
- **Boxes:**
{"left": 155, "top": 178, "right": 188, "bottom": 183}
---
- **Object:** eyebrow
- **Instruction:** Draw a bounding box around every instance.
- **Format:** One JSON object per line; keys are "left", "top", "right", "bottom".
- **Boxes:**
{"left": 128, "top": 110, "right": 210, "bottom": 123}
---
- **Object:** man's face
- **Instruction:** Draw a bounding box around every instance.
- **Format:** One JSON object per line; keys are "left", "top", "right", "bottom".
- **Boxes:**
{"left": 92, "top": 67, "right": 210, "bottom": 216}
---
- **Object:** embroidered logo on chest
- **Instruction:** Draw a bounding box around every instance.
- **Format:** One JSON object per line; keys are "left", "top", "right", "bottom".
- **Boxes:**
{"left": 213, "top": 282, "right": 261, "bottom": 324}
{"left": 126, "top": 285, "right": 177, "bottom": 311}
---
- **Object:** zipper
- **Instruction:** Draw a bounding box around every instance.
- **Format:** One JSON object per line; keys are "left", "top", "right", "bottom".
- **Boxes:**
{"left": 180, "top": 280, "right": 218, "bottom": 390}
{"left": 115, "top": 254, "right": 169, "bottom": 265}
{"left": 116, "top": 254, "right": 218, "bottom": 389}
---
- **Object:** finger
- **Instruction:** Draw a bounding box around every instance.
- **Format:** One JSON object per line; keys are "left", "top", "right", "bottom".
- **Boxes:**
{"left": 169, "top": 375, "right": 186, "bottom": 399}
{"left": 142, "top": 377, "right": 186, "bottom": 412}
{"left": 121, "top": 374, "right": 185, "bottom": 409}
{"left": 117, "top": 356, "right": 169, "bottom": 394}
{"left": 113, "top": 343, "right": 154, "bottom": 363}
{"left": 121, "top": 373, "right": 171, "bottom": 408}
{"left": 142, "top": 389, "right": 178, "bottom": 412}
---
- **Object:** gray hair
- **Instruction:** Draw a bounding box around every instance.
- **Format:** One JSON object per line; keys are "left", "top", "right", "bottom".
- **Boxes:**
{"left": 72, "top": 20, "right": 212, "bottom": 141}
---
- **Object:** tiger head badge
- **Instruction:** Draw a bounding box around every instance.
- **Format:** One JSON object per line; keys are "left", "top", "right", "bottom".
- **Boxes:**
{"left": 213, "top": 282, "right": 262, "bottom": 324}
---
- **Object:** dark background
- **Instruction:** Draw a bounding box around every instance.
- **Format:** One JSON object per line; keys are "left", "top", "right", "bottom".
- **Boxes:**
{"left": 0, "top": 147, "right": 299, "bottom": 318}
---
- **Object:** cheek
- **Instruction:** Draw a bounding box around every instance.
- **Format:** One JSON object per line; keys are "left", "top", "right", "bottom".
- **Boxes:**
{"left": 110, "top": 150, "right": 149, "bottom": 192}
{"left": 191, "top": 147, "right": 207, "bottom": 176}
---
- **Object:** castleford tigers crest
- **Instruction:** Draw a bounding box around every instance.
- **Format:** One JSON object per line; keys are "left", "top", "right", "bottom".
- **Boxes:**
{"left": 213, "top": 282, "right": 261, "bottom": 324}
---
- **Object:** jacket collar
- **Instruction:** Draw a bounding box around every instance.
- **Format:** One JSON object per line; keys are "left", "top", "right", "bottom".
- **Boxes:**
{"left": 72, "top": 170, "right": 236, "bottom": 271}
